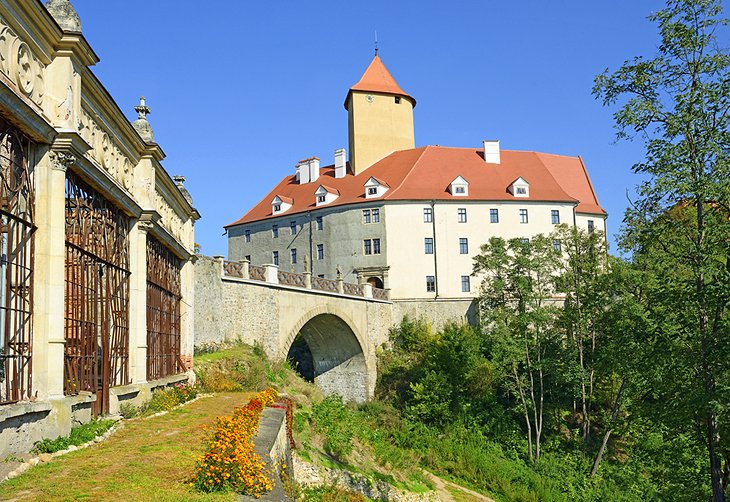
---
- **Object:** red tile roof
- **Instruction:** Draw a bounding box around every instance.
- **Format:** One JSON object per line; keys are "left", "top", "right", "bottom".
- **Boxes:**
{"left": 226, "top": 146, "right": 606, "bottom": 227}
{"left": 345, "top": 55, "right": 416, "bottom": 108}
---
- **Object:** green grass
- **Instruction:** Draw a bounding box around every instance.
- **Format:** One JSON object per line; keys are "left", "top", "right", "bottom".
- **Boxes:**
{"left": 33, "top": 419, "right": 116, "bottom": 454}
{"left": 1, "top": 392, "right": 253, "bottom": 501}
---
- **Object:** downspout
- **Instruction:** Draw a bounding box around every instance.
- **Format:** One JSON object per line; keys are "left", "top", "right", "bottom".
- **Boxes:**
{"left": 307, "top": 211, "right": 313, "bottom": 276}
{"left": 431, "top": 200, "right": 438, "bottom": 299}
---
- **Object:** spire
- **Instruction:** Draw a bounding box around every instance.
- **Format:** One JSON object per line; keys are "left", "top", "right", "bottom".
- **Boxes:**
{"left": 132, "top": 96, "right": 155, "bottom": 143}
{"left": 45, "top": 0, "right": 82, "bottom": 33}
{"left": 344, "top": 55, "right": 415, "bottom": 109}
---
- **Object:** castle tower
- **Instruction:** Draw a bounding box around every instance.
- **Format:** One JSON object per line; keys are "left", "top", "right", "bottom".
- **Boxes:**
{"left": 345, "top": 55, "right": 415, "bottom": 175}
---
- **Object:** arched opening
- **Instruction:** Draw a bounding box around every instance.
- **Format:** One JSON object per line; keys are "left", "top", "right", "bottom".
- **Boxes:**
{"left": 286, "top": 313, "right": 368, "bottom": 403}
{"left": 367, "top": 276, "right": 383, "bottom": 289}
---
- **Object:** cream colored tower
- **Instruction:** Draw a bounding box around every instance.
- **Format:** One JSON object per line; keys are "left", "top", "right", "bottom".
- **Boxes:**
{"left": 345, "top": 54, "right": 416, "bottom": 175}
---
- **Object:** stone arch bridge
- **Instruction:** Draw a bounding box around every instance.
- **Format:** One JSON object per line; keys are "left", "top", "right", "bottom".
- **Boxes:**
{"left": 194, "top": 256, "right": 475, "bottom": 402}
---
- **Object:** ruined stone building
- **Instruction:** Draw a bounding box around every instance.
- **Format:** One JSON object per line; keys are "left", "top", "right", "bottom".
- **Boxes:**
{"left": 0, "top": 1, "right": 199, "bottom": 457}
{"left": 226, "top": 54, "right": 606, "bottom": 302}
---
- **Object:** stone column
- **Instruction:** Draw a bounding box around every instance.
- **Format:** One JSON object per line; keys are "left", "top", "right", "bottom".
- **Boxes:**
{"left": 129, "top": 220, "right": 151, "bottom": 384}
{"left": 239, "top": 259, "right": 250, "bottom": 280}
{"left": 32, "top": 150, "right": 73, "bottom": 400}
{"left": 179, "top": 257, "right": 195, "bottom": 376}
{"left": 264, "top": 264, "right": 279, "bottom": 284}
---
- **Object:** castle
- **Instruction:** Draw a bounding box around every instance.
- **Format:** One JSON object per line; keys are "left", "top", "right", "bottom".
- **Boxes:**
{"left": 226, "top": 54, "right": 606, "bottom": 300}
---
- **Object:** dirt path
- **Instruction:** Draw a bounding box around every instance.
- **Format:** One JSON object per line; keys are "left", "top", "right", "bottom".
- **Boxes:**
{"left": 1, "top": 393, "right": 252, "bottom": 502}
{"left": 425, "top": 471, "right": 496, "bottom": 502}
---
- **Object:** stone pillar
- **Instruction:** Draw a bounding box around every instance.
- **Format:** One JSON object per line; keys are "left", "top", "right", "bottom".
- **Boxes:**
{"left": 179, "top": 257, "right": 195, "bottom": 375}
{"left": 303, "top": 255, "right": 312, "bottom": 289}
{"left": 239, "top": 259, "right": 250, "bottom": 280}
{"left": 264, "top": 264, "right": 279, "bottom": 284}
{"left": 32, "top": 149, "right": 73, "bottom": 400}
{"left": 213, "top": 255, "right": 224, "bottom": 277}
{"left": 336, "top": 266, "right": 344, "bottom": 295}
{"left": 129, "top": 221, "right": 151, "bottom": 384}
{"left": 362, "top": 283, "right": 373, "bottom": 299}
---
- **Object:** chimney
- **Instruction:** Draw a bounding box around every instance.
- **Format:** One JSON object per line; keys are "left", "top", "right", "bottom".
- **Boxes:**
{"left": 483, "top": 140, "right": 500, "bottom": 164}
{"left": 334, "top": 149, "right": 346, "bottom": 178}
{"left": 296, "top": 160, "right": 310, "bottom": 184}
{"left": 308, "top": 157, "right": 320, "bottom": 183}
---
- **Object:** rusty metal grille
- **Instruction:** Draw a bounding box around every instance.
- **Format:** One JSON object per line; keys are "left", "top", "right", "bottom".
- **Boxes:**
{"left": 146, "top": 236, "right": 183, "bottom": 380}
{"left": 0, "top": 120, "right": 34, "bottom": 406}
{"left": 64, "top": 172, "right": 130, "bottom": 414}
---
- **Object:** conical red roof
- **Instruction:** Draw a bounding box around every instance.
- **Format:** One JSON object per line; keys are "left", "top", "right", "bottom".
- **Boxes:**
{"left": 344, "top": 55, "right": 416, "bottom": 108}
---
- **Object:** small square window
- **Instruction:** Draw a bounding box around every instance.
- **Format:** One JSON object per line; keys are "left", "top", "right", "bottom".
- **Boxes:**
{"left": 461, "top": 275, "right": 471, "bottom": 293}
{"left": 426, "top": 275, "right": 435, "bottom": 292}
{"left": 368, "top": 187, "right": 378, "bottom": 196}
{"left": 519, "top": 209, "right": 528, "bottom": 224}
{"left": 317, "top": 195, "right": 326, "bottom": 203}
{"left": 245, "top": 255, "right": 251, "bottom": 262}
{"left": 588, "top": 220, "right": 595, "bottom": 233}
{"left": 459, "top": 238, "right": 469, "bottom": 254}
{"left": 372, "top": 208, "right": 380, "bottom": 223}
{"left": 458, "top": 208, "right": 467, "bottom": 223}
{"left": 273, "top": 204, "right": 281, "bottom": 212}
{"left": 423, "top": 208, "right": 433, "bottom": 223}
{"left": 363, "top": 209, "right": 371, "bottom": 224}
{"left": 272, "top": 251, "right": 279, "bottom": 266}
{"left": 395, "top": 96, "right": 401, "bottom": 104}
{"left": 316, "top": 216, "right": 323, "bottom": 231}
{"left": 318, "top": 274, "right": 325, "bottom": 278}
{"left": 291, "top": 248, "right": 297, "bottom": 264}
{"left": 516, "top": 187, "right": 527, "bottom": 195}
{"left": 490, "top": 209, "right": 499, "bottom": 224}
{"left": 317, "top": 244, "right": 324, "bottom": 260}
{"left": 245, "top": 229, "right": 251, "bottom": 242}
{"left": 272, "top": 225, "right": 279, "bottom": 238}
{"left": 520, "top": 238, "right": 530, "bottom": 245}
{"left": 551, "top": 210, "right": 560, "bottom": 225}
{"left": 455, "top": 186, "right": 465, "bottom": 194}
{"left": 425, "top": 237, "right": 434, "bottom": 254}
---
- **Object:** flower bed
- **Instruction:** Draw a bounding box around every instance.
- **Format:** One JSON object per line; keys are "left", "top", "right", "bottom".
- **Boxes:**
{"left": 191, "top": 387, "right": 279, "bottom": 496}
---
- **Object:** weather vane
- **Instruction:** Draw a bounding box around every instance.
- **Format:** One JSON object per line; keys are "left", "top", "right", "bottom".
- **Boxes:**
{"left": 375, "top": 30, "right": 379, "bottom": 55}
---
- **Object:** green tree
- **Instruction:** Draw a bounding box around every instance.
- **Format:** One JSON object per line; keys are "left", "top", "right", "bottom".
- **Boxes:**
{"left": 474, "top": 235, "right": 561, "bottom": 461}
{"left": 594, "top": 1, "right": 730, "bottom": 498}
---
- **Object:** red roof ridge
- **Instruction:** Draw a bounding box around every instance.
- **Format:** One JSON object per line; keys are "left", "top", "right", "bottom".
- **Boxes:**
{"left": 345, "top": 55, "right": 416, "bottom": 108}
{"left": 385, "top": 146, "right": 431, "bottom": 199}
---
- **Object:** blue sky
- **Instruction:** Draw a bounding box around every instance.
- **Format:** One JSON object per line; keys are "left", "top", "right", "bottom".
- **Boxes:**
{"left": 70, "top": 0, "right": 674, "bottom": 256}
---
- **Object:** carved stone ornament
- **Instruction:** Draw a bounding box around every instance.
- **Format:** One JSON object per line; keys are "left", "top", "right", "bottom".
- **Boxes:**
{"left": 0, "top": 16, "right": 45, "bottom": 107}
{"left": 137, "top": 220, "right": 154, "bottom": 232}
{"left": 78, "top": 106, "right": 134, "bottom": 191}
{"left": 49, "top": 151, "right": 75, "bottom": 171}
{"left": 155, "top": 190, "right": 185, "bottom": 244}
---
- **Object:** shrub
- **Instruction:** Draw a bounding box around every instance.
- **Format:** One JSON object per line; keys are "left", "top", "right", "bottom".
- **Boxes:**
{"left": 146, "top": 383, "right": 197, "bottom": 414}
{"left": 34, "top": 419, "right": 116, "bottom": 454}
{"left": 312, "top": 395, "right": 357, "bottom": 459}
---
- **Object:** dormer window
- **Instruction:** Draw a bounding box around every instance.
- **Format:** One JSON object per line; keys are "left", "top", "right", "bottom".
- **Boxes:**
{"left": 315, "top": 185, "right": 340, "bottom": 207}
{"left": 449, "top": 176, "right": 469, "bottom": 196}
{"left": 271, "top": 195, "right": 293, "bottom": 215}
{"left": 364, "top": 177, "right": 390, "bottom": 199}
{"left": 509, "top": 177, "right": 530, "bottom": 198}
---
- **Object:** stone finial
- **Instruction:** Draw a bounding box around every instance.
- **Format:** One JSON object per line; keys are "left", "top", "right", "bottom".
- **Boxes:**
{"left": 336, "top": 265, "right": 342, "bottom": 280}
{"left": 132, "top": 96, "right": 155, "bottom": 143}
{"left": 45, "top": 0, "right": 82, "bottom": 33}
{"left": 173, "top": 175, "right": 194, "bottom": 206}
{"left": 303, "top": 255, "right": 310, "bottom": 274}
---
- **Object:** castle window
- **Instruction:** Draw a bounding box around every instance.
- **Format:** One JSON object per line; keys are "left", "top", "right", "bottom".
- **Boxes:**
{"left": 245, "top": 229, "right": 251, "bottom": 242}
{"left": 291, "top": 221, "right": 297, "bottom": 234}
{"left": 364, "top": 239, "right": 372, "bottom": 255}
{"left": 551, "top": 210, "right": 560, "bottom": 224}
{"left": 424, "top": 208, "right": 433, "bottom": 223}
{"left": 510, "top": 177, "right": 530, "bottom": 198}
{"left": 316, "top": 216, "right": 323, "bottom": 230}
{"left": 273, "top": 251, "right": 279, "bottom": 266}
{"left": 458, "top": 208, "right": 467, "bottom": 223}
{"left": 588, "top": 220, "right": 595, "bottom": 233}
{"left": 291, "top": 248, "right": 297, "bottom": 264}
{"left": 426, "top": 275, "right": 435, "bottom": 292}
{"left": 459, "top": 238, "right": 469, "bottom": 254}
{"left": 317, "top": 195, "right": 326, "bottom": 203}
{"left": 520, "top": 209, "right": 529, "bottom": 224}
{"left": 490, "top": 209, "right": 499, "bottom": 223}
{"left": 368, "top": 187, "right": 378, "bottom": 195}
{"left": 455, "top": 186, "right": 465, "bottom": 194}
{"left": 516, "top": 187, "right": 527, "bottom": 195}
{"left": 272, "top": 225, "right": 279, "bottom": 238}
{"left": 372, "top": 209, "right": 380, "bottom": 223}
{"left": 449, "top": 176, "right": 469, "bottom": 196}
{"left": 273, "top": 204, "right": 281, "bottom": 212}
{"left": 395, "top": 96, "right": 401, "bottom": 104}
{"left": 363, "top": 209, "right": 371, "bottom": 224}
{"left": 317, "top": 244, "right": 324, "bottom": 260}
{"left": 461, "top": 276, "right": 471, "bottom": 293}
{"left": 245, "top": 255, "right": 251, "bottom": 262}
{"left": 425, "top": 237, "right": 434, "bottom": 254}
{"left": 553, "top": 239, "right": 562, "bottom": 253}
